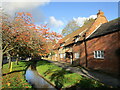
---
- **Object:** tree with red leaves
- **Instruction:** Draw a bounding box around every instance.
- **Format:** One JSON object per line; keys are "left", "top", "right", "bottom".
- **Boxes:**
{"left": 2, "top": 12, "right": 62, "bottom": 68}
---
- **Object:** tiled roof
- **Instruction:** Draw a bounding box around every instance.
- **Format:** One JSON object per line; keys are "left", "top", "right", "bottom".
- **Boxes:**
{"left": 53, "top": 19, "right": 95, "bottom": 50}
{"left": 60, "top": 19, "right": 95, "bottom": 47}
{"left": 54, "top": 18, "right": 120, "bottom": 50}
{"left": 87, "top": 18, "right": 120, "bottom": 39}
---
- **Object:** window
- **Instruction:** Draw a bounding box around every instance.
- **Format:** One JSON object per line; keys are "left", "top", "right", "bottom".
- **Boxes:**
{"left": 60, "top": 43, "right": 64, "bottom": 47}
{"left": 60, "top": 53, "right": 66, "bottom": 58}
{"left": 60, "top": 54, "right": 63, "bottom": 58}
{"left": 74, "top": 53, "right": 80, "bottom": 59}
{"left": 94, "top": 51, "right": 104, "bottom": 59}
{"left": 75, "top": 37, "right": 80, "bottom": 42}
{"left": 63, "top": 53, "right": 66, "bottom": 59}
{"left": 55, "top": 54, "right": 57, "bottom": 57}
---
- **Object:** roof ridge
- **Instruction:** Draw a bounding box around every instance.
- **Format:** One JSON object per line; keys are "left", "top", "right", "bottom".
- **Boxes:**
{"left": 87, "top": 17, "right": 120, "bottom": 39}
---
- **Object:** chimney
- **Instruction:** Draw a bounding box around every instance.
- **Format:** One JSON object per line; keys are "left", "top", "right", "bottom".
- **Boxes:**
{"left": 86, "top": 10, "right": 108, "bottom": 38}
{"left": 97, "top": 10, "right": 104, "bottom": 17}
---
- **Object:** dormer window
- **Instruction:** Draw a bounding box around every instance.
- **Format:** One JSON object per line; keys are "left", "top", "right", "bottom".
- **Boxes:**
{"left": 60, "top": 43, "right": 65, "bottom": 47}
{"left": 74, "top": 35, "right": 80, "bottom": 43}
{"left": 60, "top": 41, "right": 65, "bottom": 47}
{"left": 75, "top": 37, "right": 80, "bottom": 42}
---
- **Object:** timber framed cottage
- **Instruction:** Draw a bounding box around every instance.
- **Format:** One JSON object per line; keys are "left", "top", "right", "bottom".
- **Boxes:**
{"left": 52, "top": 10, "right": 120, "bottom": 76}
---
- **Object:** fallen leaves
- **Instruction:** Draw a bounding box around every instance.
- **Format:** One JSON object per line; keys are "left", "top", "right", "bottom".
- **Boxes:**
{"left": 2, "top": 62, "right": 32, "bottom": 88}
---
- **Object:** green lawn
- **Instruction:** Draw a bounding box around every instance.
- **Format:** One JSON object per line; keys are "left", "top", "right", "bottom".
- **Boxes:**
{"left": 2, "top": 60, "right": 108, "bottom": 89}
{"left": 36, "top": 60, "right": 107, "bottom": 88}
{"left": 2, "top": 61, "right": 32, "bottom": 88}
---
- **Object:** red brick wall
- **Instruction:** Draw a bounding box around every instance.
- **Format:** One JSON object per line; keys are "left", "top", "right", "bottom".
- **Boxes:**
{"left": 72, "top": 44, "right": 81, "bottom": 65}
{"left": 79, "top": 43, "right": 87, "bottom": 67}
{"left": 80, "top": 31, "right": 120, "bottom": 75}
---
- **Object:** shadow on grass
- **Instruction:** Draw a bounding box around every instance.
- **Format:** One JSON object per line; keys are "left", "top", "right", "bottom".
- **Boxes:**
{"left": 2, "top": 69, "right": 25, "bottom": 76}
{"left": 66, "top": 78, "right": 109, "bottom": 89}
{"left": 43, "top": 60, "right": 109, "bottom": 89}
{"left": 44, "top": 67, "right": 72, "bottom": 89}
{"left": 2, "top": 60, "right": 32, "bottom": 76}
{"left": 36, "top": 59, "right": 52, "bottom": 68}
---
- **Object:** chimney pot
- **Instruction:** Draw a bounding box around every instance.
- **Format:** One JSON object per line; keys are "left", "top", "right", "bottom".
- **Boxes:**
{"left": 97, "top": 10, "right": 104, "bottom": 17}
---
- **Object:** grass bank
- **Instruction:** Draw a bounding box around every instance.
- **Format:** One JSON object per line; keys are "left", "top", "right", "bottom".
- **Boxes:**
{"left": 2, "top": 61, "right": 32, "bottom": 88}
{"left": 2, "top": 60, "right": 108, "bottom": 89}
{"left": 36, "top": 60, "right": 107, "bottom": 88}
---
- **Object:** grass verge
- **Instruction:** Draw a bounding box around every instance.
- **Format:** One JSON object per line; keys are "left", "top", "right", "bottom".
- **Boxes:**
{"left": 2, "top": 61, "right": 32, "bottom": 88}
{"left": 36, "top": 60, "right": 108, "bottom": 88}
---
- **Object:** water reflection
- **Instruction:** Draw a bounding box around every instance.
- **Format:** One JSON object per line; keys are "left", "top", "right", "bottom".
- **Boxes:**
{"left": 25, "top": 66, "right": 56, "bottom": 89}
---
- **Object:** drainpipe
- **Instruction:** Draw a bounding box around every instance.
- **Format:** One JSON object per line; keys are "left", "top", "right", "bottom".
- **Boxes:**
{"left": 118, "top": 31, "right": 120, "bottom": 76}
{"left": 83, "top": 33, "right": 88, "bottom": 68}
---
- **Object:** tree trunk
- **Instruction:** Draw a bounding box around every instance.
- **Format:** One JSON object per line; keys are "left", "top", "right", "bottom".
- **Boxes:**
{"left": 30, "top": 58, "right": 37, "bottom": 70}
{"left": 0, "top": 18, "right": 3, "bottom": 89}
{"left": 31, "top": 61, "right": 37, "bottom": 70}
{"left": 16, "top": 54, "right": 19, "bottom": 65}
{"left": 7, "top": 53, "right": 11, "bottom": 69}
{"left": 0, "top": 50, "right": 2, "bottom": 89}
{"left": 16, "top": 58, "right": 19, "bottom": 65}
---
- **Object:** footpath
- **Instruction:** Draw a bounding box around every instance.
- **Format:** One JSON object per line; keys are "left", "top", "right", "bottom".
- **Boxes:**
{"left": 46, "top": 60, "right": 120, "bottom": 88}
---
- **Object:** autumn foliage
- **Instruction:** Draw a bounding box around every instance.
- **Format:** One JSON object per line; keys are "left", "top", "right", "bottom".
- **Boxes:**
{"left": 2, "top": 12, "right": 62, "bottom": 57}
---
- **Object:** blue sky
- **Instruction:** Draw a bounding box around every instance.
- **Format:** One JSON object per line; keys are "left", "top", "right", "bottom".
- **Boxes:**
{"left": 37, "top": 2, "right": 118, "bottom": 33}
{"left": 2, "top": 1, "right": 119, "bottom": 34}
{"left": 40, "top": 2, "right": 118, "bottom": 21}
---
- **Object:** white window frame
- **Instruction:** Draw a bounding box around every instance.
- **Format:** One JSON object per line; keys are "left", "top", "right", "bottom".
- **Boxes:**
{"left": 60, "top": 43, "right": 64, "bottom": 47}
{"left": 93, "top": 50, "right": 104, "bottom": 59}
{"left": 74, "top": 53, "right": 80, "bottom": 59}
{"left": 63, "top": 53, "right": 66, "bottom": 59}
{"left": 75, "top": 37, "right": 80, "bottom": 42}
{"left": 60, "top": 53, "right": 66, "bottom": 58}
{"left": 55, "top": 54, "right": 58, "bottom": 57}
{"left": 60, "top": 54, "right": 63, "bottom": 58}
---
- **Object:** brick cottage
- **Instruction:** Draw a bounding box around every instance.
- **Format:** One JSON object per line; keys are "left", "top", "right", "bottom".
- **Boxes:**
{"left": 52, "top": 10, "right": 120, "bottom": 76}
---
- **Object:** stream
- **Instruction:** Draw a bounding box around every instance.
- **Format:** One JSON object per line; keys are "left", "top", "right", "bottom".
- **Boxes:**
{"left": 25, "top": 65, "right": 56, "bottom": 89}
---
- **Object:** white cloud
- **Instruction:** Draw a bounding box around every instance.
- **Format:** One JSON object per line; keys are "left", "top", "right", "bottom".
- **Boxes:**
{"left": 1, "top": 0, "right": 50, "bottom": 22}
{"left": 48, "top": 16, "right": 64, "bottom": 28}
{"left": 73, "top": 17, "right": 87, "bottom": 27}
{"left": 2, "top": 0, "right": 50, "bottom": 2}
{"left": 89, "top": 15, "right": 97, "bottom": 19}
{"left": 73, "top": 15, "right": 97, "bottom": 27}
{"left": 2, "top": 0, "right": 50, "bottom": 12}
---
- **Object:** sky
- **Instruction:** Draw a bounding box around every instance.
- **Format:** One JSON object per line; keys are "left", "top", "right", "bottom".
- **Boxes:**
{"left": 1, "top": 0, "right": 119, "bottom": 34}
